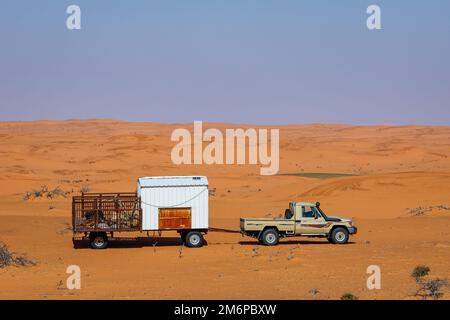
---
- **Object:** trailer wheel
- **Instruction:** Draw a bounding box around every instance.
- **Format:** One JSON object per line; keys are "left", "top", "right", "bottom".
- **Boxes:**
{"left": 89, "top": 232, "right": 108, "bottom": 249}
{"left": 184, "top": 231, "right": 204, "bottom": 248}
{"left": 260, "top": 228, "right": 279, "bottom": 246}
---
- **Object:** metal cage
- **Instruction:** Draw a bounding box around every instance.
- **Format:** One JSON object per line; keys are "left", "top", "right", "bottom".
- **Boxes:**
{"left": 72, "top": 192, "right": 141, "bottom": 233}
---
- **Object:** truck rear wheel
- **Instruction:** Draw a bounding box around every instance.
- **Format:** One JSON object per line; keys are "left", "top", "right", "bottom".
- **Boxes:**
{"left": 330, "top": 227, "right": 349, "bottom": 244}
{"left": 89, "top": 232, "right": 108, "bottom": 249}
{"left": 260, "top": 229, "right": 279, "bottom": 246}
{"left": 184, "top": 231, "right": 204, "bottom": 248}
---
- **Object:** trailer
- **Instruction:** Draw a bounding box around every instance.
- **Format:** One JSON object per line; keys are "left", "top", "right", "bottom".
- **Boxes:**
{"left": 72, "top": 176, "right": 209, "bottom": 249}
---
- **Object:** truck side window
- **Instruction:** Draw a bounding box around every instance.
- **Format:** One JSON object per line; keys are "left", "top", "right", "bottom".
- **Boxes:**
{"left": 303, "top": 206, "right": 315, "bottom": 218}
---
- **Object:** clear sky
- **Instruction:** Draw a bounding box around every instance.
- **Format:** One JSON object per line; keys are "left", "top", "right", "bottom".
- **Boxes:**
{"left": 1, "top": 0, "right": 449, "bottom": 125}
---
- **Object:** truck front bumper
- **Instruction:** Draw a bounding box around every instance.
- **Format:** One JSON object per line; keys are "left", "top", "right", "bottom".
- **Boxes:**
{"left": 348, "top": 226, "right": 358, "bottom": 235}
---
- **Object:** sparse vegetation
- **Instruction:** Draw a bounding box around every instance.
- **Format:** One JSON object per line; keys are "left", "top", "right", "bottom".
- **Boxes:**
{"left": 280, "top": 172, "right": 357, "bottom": 179}
{"left": 0, "top": 243, "right": 35, "bottom": 268}
{"left": 23, "top": 185, "right": 68, "bottom": 201}
{"left": 309, "top": 288, "right": 320, "bottom": 298}
{"left": 414, "top": 278, "right": 449, "bottom": 300}
{"left": 406, "top": 205, "right": 450, "bottom": 216}
{"left": 47, "top": 186, "right": 67, "bottom": 199}
{"left": 412, "top": 265, "right": 430, "bottom": 280}
{"left": 411, "top": 265, "right": 449, "bottom": 300}
{"left": 340, "top": 292, "right": 358, "bottom": 300}
{"left": 80, "top": 184, "right": 91, "bottom": 193}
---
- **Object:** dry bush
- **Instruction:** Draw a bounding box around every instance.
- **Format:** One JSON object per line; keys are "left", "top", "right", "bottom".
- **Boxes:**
{"left": 47, "top": 186, "right": 67, "bottom": 199}
{"left": 80, "top": 184, "right": 91, "bottom": 193}
{"left": 407, "top": 205, "right": 450, "bottom": 216}
{"left": 0, "top": 243, "right": 36, "bottom": 268}
{"left": 414, "top": 278, "right": 449, "bottom": 300}
{"left": 309, "top": 288, "right": 320, "bottom": 299}
{"left": 23, "top": 191, "right": 32, "bottom": 201}
{"left": 23, "top": 185, "right": 68, "bottom": 201}
{"left": 340, "top": 292, "right": 358, "bottom": 300}
{"left": 412, "top": 265, "right": 430, "bottom": 280}
{"left": 411, "top": 265, "right": 449, "bottom": 300}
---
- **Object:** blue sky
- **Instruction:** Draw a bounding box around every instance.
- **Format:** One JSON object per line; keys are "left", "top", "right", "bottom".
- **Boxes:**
{"left": 1, "top": 0, "right": 449, "bottom": 124}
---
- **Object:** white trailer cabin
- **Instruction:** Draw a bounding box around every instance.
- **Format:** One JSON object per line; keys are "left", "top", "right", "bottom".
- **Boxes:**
{"left": 137, "top": 176, "right": 209, "bottom": 232}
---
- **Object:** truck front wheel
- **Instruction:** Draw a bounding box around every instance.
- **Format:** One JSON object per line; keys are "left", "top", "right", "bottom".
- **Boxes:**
{"left": 329, "top": 227, "right": 349, "bottom": 244}
{"left": 260, "top": 229, "right": 279, "bottom": 246}
{"left": 184, "top": 231, "right": 204, "bottom": 248}
{"left": 89, "top": 232, "right": 108, "bottom": 249}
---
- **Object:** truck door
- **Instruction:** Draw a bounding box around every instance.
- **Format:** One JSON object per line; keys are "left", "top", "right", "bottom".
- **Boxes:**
{"left": 295, "top": 205, "right": 328, "bottom": 235}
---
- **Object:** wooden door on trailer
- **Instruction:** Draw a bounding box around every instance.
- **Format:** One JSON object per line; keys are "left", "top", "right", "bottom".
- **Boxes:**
{"left": 158, "top": 207, "right": 192, "bottom": 229}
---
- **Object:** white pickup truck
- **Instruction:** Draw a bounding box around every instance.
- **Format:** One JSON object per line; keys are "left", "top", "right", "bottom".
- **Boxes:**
{"left": 240, "top": 202, "right": 357, "bottom": 246}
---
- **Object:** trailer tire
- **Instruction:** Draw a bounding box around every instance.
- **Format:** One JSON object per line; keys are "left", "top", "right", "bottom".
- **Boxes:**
{"left": 330, "top": 227, "right": 349, "bottom": 244}
{"left": 89, "top": 232, "right": 108, "bottom": 249}
{"left": 260, "top": 228, "right": 279, "bottom": 246}
{"left": 184, "top": 231, "right": 204, "bottom": 248}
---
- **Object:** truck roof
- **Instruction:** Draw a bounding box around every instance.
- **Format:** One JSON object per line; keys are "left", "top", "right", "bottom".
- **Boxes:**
{"left": 137, "top": 176, "right": 208, "bottom": 188}
{"left": 291, "top": 202, "right": 317, "bottom": 207}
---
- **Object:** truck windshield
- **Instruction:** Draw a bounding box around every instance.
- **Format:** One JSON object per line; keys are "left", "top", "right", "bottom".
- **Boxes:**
{"left": 316, "top": 206, "right": 328, "bottom": 219}
{"left": 311, "top": 207, "right": 322, "bottom": 218}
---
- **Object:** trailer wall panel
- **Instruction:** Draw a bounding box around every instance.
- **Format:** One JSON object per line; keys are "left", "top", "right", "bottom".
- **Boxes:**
{"left": 137, "top": 176, "right": 208, "bottom": 231}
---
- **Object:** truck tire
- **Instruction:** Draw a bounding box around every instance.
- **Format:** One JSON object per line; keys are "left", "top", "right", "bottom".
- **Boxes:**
{"left": 330, "top": 227, "right": 349, "bottom": 244}
{"left": 260, "top": 229, "right": 279, "bottom": 246}
{"left": 89, "top": 232, "right": 108, "bottom": 249}
{"left": 185, "top": 231, "right": 204, "bottom": 248}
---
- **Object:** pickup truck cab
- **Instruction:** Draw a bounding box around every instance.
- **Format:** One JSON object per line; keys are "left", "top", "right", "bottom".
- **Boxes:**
{"left": 240, "top": 202, "right": 357, "bottom": 246}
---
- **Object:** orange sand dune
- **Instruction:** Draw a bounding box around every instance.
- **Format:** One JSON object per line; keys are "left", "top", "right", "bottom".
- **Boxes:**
{"left": 0, "top": 120, "right": 449, "bottom": 299}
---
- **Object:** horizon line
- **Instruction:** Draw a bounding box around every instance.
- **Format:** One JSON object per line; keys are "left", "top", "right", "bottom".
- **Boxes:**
{"left": 0, "top": 118, "right": 449, "bottom": 128}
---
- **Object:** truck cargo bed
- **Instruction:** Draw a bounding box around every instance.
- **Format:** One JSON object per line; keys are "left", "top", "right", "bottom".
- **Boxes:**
{"left": 72, "top": 192, "right": 141, "bottom": 233}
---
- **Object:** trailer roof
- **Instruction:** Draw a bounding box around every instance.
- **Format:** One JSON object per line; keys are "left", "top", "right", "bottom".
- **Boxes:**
{"left": 138, "top": 176, "right": 208, "bottom": 188}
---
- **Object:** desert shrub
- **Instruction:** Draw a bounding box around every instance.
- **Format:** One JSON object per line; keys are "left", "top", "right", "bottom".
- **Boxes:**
{"left": 412, "top": 265, "right": 430, "bottom": 280}
{"left": 80, "top": 184, "right": 91, "bottom": 193}
{"left": 47, "top": 186, "right": 67, "bottom": 199}
{"left": 309, "top": 288, "right": 320, "bottom": 298}
{"left": 414, "top": 278, "right": 449, "bottom": 300}
{"left": 0, "top": 243, "right": 14, "bottom": 267}
{"left": 0, "top": 243, "right": 35, "bottom": 268}
{"left": 340, "top": 293, "right": 358, "bottom": 300}
{"left": 23, "top": 185, "right": 67, "bottom": 200}
{"left": 33, "top": 186, "right": 46, "bottom": 198}
{"left": 407, "top": 205, "right": 450, "bottom": 216}
{"left": 411, "top": 265, "right": 449, "bottom": 300}
{"left": 23, "top": 191, "right": 32, "bottom": 201}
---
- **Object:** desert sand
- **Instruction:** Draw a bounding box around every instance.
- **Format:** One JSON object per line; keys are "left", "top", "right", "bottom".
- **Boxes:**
{"left": 0, "top": 120, "right": 449, "bottom": 299}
